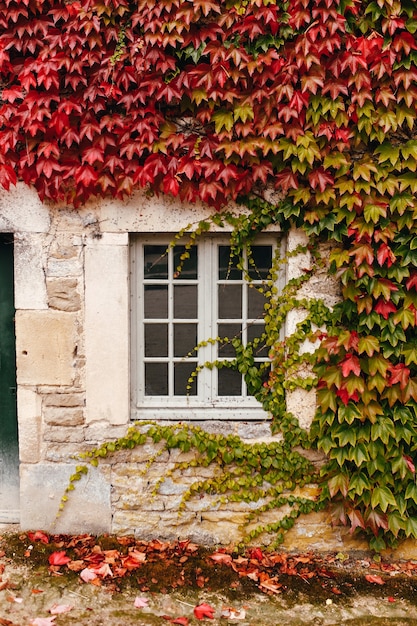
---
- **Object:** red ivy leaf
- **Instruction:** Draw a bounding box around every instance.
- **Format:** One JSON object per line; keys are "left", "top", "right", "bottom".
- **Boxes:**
{"left": 48, "top": 551, "right": 71, "bottom": 566}
{"left": 340, "top": 353, "right": 361, "bottom": 377}
{"left": 0, "top": 165, "right": 17, "bottom": 191}
{"left": 404, "top": 455, "right": 415, "bottom": 474}
{"left": 194, "top": 603, "right": 215, "bottom": 620}
{"left": 374, "top": 299, "right": 397, "bottom": 319}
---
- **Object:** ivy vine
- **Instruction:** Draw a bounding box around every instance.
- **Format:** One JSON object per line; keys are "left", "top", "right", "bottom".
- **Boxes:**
{"left": 3, "top": 0, "right": 417, "bottom": 550}
{"left": 61, "top": 212, "right": 331, "bottom": 547}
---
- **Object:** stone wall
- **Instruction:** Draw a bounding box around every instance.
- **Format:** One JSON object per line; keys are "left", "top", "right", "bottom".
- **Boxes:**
{"left": 3, "top": 183, "right": 402, "bottom": 554}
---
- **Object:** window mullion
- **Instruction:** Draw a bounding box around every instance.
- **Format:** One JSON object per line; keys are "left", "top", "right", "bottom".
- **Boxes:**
{"left": 168, "top": 246, "right": 174, "bottom": 397}
{"left": 199, "top": 239, "right": 212, "bottom": 403}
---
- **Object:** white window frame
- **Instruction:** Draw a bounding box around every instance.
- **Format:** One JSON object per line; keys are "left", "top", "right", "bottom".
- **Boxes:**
{"left": 130, "top": 233, "right": 285, "bottom": 421}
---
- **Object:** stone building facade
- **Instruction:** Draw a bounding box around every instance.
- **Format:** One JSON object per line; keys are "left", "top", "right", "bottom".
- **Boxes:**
{"left": 0, "top": 183, "right": 387, "bottom": 553}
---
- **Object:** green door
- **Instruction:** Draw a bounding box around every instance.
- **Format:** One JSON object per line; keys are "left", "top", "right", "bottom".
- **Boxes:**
{"left": 0, "top": 234, "right": 19, "bottom": 521}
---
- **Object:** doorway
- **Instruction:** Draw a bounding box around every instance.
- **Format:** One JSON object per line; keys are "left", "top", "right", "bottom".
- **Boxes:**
{"left": 0, "top": 234, "right": 19, "bottom": 521}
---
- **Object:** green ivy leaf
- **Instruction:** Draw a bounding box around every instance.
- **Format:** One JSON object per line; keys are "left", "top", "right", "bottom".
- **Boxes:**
{"left": 371, "top": 486, "right": 397, "bottom": 512}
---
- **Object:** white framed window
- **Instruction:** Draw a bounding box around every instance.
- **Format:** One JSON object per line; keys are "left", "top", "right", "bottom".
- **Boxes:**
{"left": 130, "top": 234, "right": 284, "bottom": 420}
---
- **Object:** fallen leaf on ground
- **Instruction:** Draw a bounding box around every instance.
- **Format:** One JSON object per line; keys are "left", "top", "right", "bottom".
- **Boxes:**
{"left": 388, "top": 596, "right": 396, "bottom": 602}
{"left": 365, "top": 574, "right": 385, "bottom": 585}
{"left": 162, "top": 617, "right": 189, "bottom": 625}
{"left": 48, "top": 551, "right": 71, "bottom": 566}
{"left": 49, "top": 604, "right": 73, "bottom": 615}
{"left": 259, "top": 576, "right": 282, "bottom": 593}
{"left": 221, "top": 607, "right": 246, "bottom": 620}
{"left": 209, "top": 552, "right": 232, "bottom": 564}
{"left": 80, "top": 568, "right": 98, "bottom": 583}
{"left": 30, "top": 618, "right": 56, "bottom": 626}
{"left": 0, "top": 618, "right": 14, "bottom": 625}
{"left": 31, "top": 589, "right": 44, "bottom": 594}
{"left": 249, "top": 548, "right": 264, "bottom": 561}
{"left": 194, "top": 602, "right": 215, "bottom": 619}
{"left": 67, "top": 560, "right": 85, "bottom": 572}
{"left": 27, "top": 531, "right": 49, "bottom": 544}
{"left": 134, "top": 596, "right": 148, "bottom": 608}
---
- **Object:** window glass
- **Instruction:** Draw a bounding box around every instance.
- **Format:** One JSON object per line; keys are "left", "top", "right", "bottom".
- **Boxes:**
{"left": 174, "top": 323, "right": 197, "bottom": 357}
{"left": 144, "top": 245, "right": 168, "bottom": 279}
{"left": 218, "top": 284, "right": 242, "bottom": 318}
{"left": 218, "top": 246, "right": 242, "bottom": 280}
{"left": 144, "top": 285, "right": 168, "bottom": 318}
{"left": 144, "top": 323, "right": 168, "bottom": 357}
{"left": 218, "top": 368, "right": 242, "bottom": 396}
{"left": 145, "top": 363, "right": 168, "bottom": 395}
{"left": 173, "top": 245, "right": 198, "bottom": 279}
{"left": 174, "top": 285, "right": 198, "bottom": 318}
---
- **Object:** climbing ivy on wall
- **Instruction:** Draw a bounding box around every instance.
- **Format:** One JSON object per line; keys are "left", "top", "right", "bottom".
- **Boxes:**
{"left": 2, "top": 0, "right": 417, "bottom": 550}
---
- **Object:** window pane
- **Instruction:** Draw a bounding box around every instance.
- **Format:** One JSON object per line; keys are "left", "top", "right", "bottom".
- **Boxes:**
{"left": 145, "top": 324, "right": 168, "bottom": 357}
{"left": 144, "top": 245, "right": 168, "bottom": 279}
{"left": 218, "top": 284, "right": 242, "bottom": 318}
{"left": 173, "top": 245, "right": 198, "bottom": 279}
{"left": 248, "top": 287, "right": 267, "bottom": 318}
{"left": 248, "top": 246, "right": 272, "bottom": 280}
{"left": 144, "top": 285, "right": 168, "bottom": 318}
{"left": 218, "top": 367, "right": 242, "bottom": 396}
{"left": 247, "top": 324, "right": 268, "bottom": 356}
{"left": 174, "top": 362, "right": 198, "bottom": 396}
{"left": 218, "top": 323, "right": 241, "bottom": 357}
{"left": 218, "top": 246, "right": 242, "bottom": 280}
{"left": 174, "top": 285, "right": 197, "bottom": 318}
{"left": 174, "top": 323, "right": 197, "bottom": 357}
{"left": 145, "top": 363, "right": 168, "bottom": 395}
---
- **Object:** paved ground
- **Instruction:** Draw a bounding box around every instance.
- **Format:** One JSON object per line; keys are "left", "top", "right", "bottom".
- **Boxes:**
{"left": 2, "top": 528, "right": 417, "bottom": 625}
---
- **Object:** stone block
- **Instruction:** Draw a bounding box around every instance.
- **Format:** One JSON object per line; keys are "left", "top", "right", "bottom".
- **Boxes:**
{"left": 43, "top": 393, "right": 85, "bottom": 407}
{"left": 112, "top": 510, "right": 163, "bottom": 537}
{"left": 84, "top": 423, "right": 132, "bottom": 445}
{"left": 47, "top": 257, "right": 83, "bottom": 278}
{"left": 201, "top": 510, "right": 248, "bottom": 525}
{"left": 85, "top": 239, "right": 129, "bottom": 425}
{"left": 44, "top": 407, "right": 84, "bottom": 427}
{"left": 16, "top": 310, "right": 76, "bottom": 386}
{"left": 43, "top": 426, "right": 85, "bottom": 443}
{"left": 17, "top": 387, "right": 42, "bottom": 464}
{"left": 45, "top": 442, "right": 89, "bottom": 462}
{"left": 115, "top": 492, "right": 165, "bottom": 512}
{"left": 286, "top": 388, "right": 317, "bottom": 430}
{"left": 14, "top": 233, "right": 48, "bottom": 309}
{"left": 47, "top": 278, "right": 81, "bottom": 312}
{"left": 0, "top": 184, "right": 50, "bottom": 233}
{"left": 19, "top": 463, "right": 111, "bottom": 534}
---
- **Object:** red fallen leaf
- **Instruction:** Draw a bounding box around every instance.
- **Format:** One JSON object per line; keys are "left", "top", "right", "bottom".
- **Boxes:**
{"left": 28, "top": 531, "right": 49, "bottom": 544}
{"left": 249, "top": 548, "right": 264, "bottom": 561}
{"left": 48, "top": 551, "right": 71, "bottom": 566}
{"left": 388, "top": 596, "right": 396, "bottom": 602}
{"left": 31, "top": 589, "right": 44, "bottom": 594}
{"left": 67, "top": 560, "right": 85, "bottom": 572}
{"left": 209, "top": 552, "right": 232, "bottom": 564}
{"left": 331, "top": 587, "right": 342, "bottom": 595}
{"left": 259, "top": 577, "right": 282, "bottom": 593}
{"left": 365, "top": 574, "right": 385, "bottom": 585}
{"left": 194, "top": 603, "right": 215, "bottom": 620}
{"left": 49, "top": 604, "right": 73, "bottom": 615}
{"left": 162, "top": 617, "right": 189, "bottom": 625}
